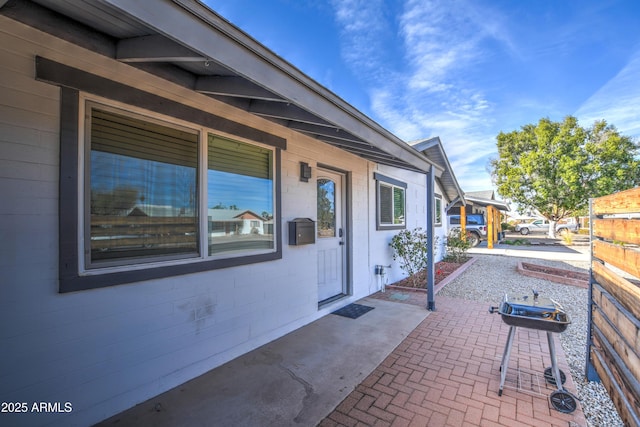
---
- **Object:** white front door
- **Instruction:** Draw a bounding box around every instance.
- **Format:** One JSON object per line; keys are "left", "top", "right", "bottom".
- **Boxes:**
{"left": 317, "top": 169, "right": 346, "bottom": 302}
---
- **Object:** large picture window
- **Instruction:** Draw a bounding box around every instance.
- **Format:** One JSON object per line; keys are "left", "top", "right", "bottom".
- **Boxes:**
{"left": 39, "top": 58, "right": 287, "bottom": 292}
{"left": 87, "top": 107, "right": 199, "bottom": 267}
{"left": 73, "top": 97, "right": 280, "bottom": 287}
{"left": 374, "top": 173, "right": 406, "bottom": 230}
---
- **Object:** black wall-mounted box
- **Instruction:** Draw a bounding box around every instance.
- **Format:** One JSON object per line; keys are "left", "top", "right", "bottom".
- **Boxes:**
{"left": 288, "top": 218, "right": 316, "bottom": 245}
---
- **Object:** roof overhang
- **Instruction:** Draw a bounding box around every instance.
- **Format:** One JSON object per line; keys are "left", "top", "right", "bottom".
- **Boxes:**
{"left": 464, "top": 195, "right": 511, "bottom": 212}
{"left": 1, "top": 0, "right": 437, "bottom": 173}
{"left": 410, "top": 137, "right": 465, "bottom": 204}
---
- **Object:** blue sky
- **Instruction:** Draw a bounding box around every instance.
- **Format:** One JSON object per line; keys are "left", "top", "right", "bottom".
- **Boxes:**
{"left": 205, "top": 0, "right": 640, "bottom": 193}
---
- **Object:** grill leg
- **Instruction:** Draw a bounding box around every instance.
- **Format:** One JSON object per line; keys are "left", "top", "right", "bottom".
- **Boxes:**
{"left": 546, "top": 331, "right": 563, "bottom": 391}
{"left": 547, "top": 331, "right": 577, "bottom": 413}
{"left": 499, "top": 326, "right": 516, "bottom": 396}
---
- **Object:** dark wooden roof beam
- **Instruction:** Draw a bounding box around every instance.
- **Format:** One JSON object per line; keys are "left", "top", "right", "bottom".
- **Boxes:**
{"left": 117, "top": 34, "right": 205, "bottom": 62}
{"left": 287, "top": 122, "right": 365, "bottom": 144}
{"left": 248, "top": 100, "right": 335, "bottom": 127}
{"left": 195, "top": 75, "right": 286, "bottom": 102}
{"left": 315, "top": 136, "right": 393, "bottom": 157}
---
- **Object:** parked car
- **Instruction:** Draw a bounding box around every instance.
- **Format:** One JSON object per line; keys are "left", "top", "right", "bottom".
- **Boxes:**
{"left": 514, "top": 219, "right": 578, "bottom": 235}
{"left": 448, "top": 214, "right": 486, "bottom": 247}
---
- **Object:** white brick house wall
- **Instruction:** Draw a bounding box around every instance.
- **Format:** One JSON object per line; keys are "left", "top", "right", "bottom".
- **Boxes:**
{"left": 0, "top": 17, "right": 449, "bottom": 427}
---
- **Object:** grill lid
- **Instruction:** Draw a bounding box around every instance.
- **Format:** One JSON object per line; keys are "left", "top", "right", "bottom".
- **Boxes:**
{"left": 493, "top": 291, "right": 571, "bottom": 333}
{"left": 502, "top": 293, "right": 560, "bottom": 317}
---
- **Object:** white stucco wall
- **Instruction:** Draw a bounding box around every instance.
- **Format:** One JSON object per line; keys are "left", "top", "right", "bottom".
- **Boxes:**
{"left": 434, "top": 182, "right": 449, "bottom": 262}
{"left": 367, "top": 165, "right": 421, "bottom": 287}
{"left": 366, "top": 165, "right": 449, "bottom": 288}
{"left": 0, "top": 16, "right": 449, "bottom": 427}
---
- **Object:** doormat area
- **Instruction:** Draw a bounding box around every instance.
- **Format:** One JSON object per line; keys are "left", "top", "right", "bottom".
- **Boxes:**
{"left": 332, "top": 303, "right": 375, "bottom": 319}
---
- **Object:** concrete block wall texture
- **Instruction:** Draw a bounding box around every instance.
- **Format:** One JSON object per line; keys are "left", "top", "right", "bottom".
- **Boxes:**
{"left": 0, "top": 16, "right": 445, "bottom": 427}
{"left": 366, "top": 163, "right": 448, "bottom": 286}
{"left": 0, "top": 22, "right": 315, "bottom": 426}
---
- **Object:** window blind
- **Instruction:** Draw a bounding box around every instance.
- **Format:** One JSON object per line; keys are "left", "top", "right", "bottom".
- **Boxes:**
{"left": 379, "top": 184, "right": 393, "bottom": 224}
{"left": 91, "top": 108, "right": 198, "bottom": 168}
{"left": 208, "top": 135, "right": 272, "bottom": 179}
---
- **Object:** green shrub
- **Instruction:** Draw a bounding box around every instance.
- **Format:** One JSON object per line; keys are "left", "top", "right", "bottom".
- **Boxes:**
{"left": 504, "top": 239, "right": 528, "bottom": 246}
{"left": 445, "top": 228, "right": 471, "bottom": 263}
{"left": 389, "top": 228, "right": 438, "bottom": 287}
{"left": 501, "top": 222, "right": 514, "bottom": 232}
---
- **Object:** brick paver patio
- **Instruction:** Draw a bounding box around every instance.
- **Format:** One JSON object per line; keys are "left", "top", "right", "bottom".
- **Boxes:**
{"left": 321, "top": 294, "right": 587, "bottom": 427}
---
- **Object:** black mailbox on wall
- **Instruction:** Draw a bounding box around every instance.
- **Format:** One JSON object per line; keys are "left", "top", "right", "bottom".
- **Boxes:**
{"left": 288, "top": 218, "right": 316, "bottom": 245}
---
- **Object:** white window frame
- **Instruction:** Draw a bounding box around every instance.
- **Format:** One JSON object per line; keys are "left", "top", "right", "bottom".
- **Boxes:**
{"left": 434, "top": 194, "right": 442, "bottom": 226}
{"left": 374, "top": 173, "right": 407, "bottom": 230}
{"left": 77, "top": 94, "right": 278, "bottom": 276}
{"left": 39, "top": 58, "right": 287, "bottom": 293}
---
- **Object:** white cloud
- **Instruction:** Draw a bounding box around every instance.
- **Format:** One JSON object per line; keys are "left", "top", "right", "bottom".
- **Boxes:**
{"left": 575, "top": 48, "right": 640, "bottom": 138}
{"left": 329, "top": 0, "right": 518, "bottom": 191}
{"left": 330, "top": 0, "right": 393, "bottom": 79}
{"left": 370, "top": 89, "right": 423, "bottom": 138}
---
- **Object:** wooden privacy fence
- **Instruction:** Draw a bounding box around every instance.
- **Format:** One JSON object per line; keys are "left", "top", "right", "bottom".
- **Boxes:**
{"left": 587, "top": 186, "right": 640, "bottom": 427}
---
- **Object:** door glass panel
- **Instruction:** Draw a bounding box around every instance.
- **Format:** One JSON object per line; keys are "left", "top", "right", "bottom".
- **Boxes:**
{"left": 317, "top": 178, "right": 336, "bottom": 238}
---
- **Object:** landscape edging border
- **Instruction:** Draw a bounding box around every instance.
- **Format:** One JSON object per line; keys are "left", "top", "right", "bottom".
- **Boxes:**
{"left": 517, "top": 261, "right": 589, "bottom": 288}
{"left": 384, "top": 257, "right": 478, "bottom": 295}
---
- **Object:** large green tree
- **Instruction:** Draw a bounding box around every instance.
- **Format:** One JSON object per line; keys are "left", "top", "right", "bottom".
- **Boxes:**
{"left": 491, "top": 116, "right": 640, "bottom": 237}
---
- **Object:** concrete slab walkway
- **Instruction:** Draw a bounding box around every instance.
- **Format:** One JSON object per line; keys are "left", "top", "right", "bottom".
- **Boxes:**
{"left": 468, "top": 234, "right": 590, "bottom": 263}
{"left": 95, "top": 298, "right": 429, "bottom": 427}
{"left": 97, "top": 290, "right": 587, "bottom": 427}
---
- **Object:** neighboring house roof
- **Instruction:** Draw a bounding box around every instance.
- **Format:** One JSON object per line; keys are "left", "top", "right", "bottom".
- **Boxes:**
{"left": 127, "top": 205, "right": 196, "bottom": 217}
{"left": 208, "top": 209, "right": 265, "bottom": 221}
{"left": 464, "top": 194, "right": 511, "bottom": 212}
{"left": 409, "top": 137, "right": 465, "bottom": 206}
{"left": 5, "top": 0, "right": 439, "bottom": 174}
{"left": 465, "top": 190, "right": 495, "bottom": 200}
{"left": 235, "top": 211, "right": 264, "bottom": 220}
{"left": 128, "top": 207, "right": 147, "bottom": 217}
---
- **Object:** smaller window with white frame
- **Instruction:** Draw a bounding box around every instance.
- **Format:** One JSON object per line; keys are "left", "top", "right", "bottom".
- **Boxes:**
{"left": 434, "top": 194, "right": 442, "bottom": 226}
{"left": 374, "top": 173, "right": 406, "bottom": 230}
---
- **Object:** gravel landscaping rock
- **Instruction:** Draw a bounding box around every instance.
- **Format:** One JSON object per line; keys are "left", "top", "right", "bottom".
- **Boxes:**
{"left": 438, "top": 254, "right": 623, "bottom": 427}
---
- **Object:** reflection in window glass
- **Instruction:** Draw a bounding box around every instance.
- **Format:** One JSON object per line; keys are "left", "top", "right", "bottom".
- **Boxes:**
{"left": 88, "top": 108, "right": 199, "bottom": 265}
{"left": 378, "top": 182, "right": 405, "bottom": 227}
{"left": 208, "top": 135, "right": 274, "bottom": 255}
{"left": 317, "top": 178, "right": 336, "bottom": 237}
{"left": 393, "top": 187, "right": 404, "bottom": 224}
{"left": 434, "top": 196, "right": 442, "bottom": 225}
{"left": 379, "top": 184, "right": 393, "bottom": 224}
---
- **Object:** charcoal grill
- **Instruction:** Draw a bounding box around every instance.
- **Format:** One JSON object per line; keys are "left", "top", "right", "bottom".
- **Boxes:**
{"left": 489, "top": 290, "right": 577, "bottom": 413}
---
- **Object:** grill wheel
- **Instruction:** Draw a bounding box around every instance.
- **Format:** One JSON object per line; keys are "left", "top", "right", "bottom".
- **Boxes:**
{"left": 549, "top": 390, "right": 577, "bottom": 414}
{"left": 544, "top": 367, "right": 566, "bottom": 385}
